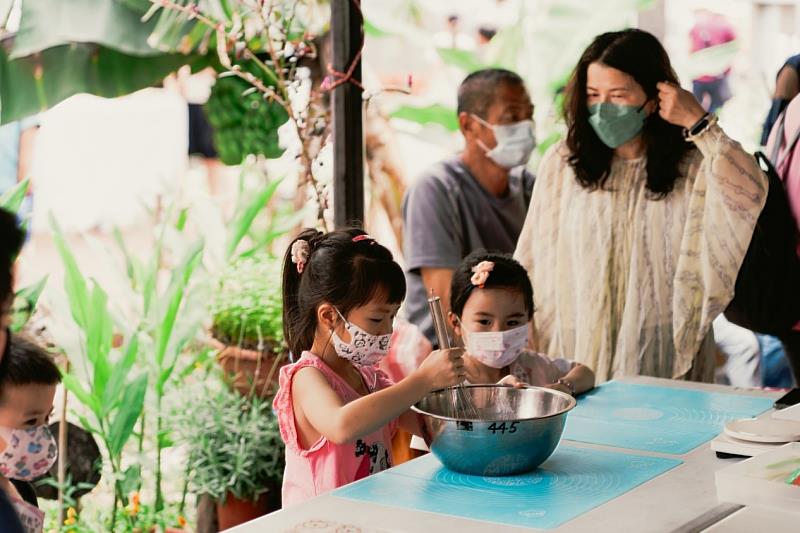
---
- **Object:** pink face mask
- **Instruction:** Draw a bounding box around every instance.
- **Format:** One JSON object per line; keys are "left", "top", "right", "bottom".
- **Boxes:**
{"left": 0, "top": 425, "right": 58, "bottom": 481}
{"left": 460, "top": 321, "right": 528, "bottom": 369}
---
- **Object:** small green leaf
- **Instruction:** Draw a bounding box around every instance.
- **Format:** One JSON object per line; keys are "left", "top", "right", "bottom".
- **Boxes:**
{"left": 226, "top": 177, "right": 283, "bottom": 259}
{"left": 113, "top": 226, "right": 138, "bottom": 288}
{"left": 61, "top": 374, "right": 100, "bottom": 416}
{"left": 108, "top": 374, "right": 147, "bottom": 457}
{"left": 436, "top": 47, "right": 485, "bottom": 73}
{"left": 118, "top": 464, "right": 142, "bottom": 504}
{"left": 685, "top": 40, "right": 740, "bottom": 80}
{"left": 50, "top": 215, "right": 91, "bottom": 330}
{"left": 102, "top": 334, "right": 140, "bottom": 411}
{"left": 175, "top": 207, "right": 189, "bottom": 231}
{"left": 10, "top": 275, "right": 47, "bottom": 332}
{"left": 76, "top": 414, "right": 99, "bottom": 436}
{"left": 14, "top": 275, "right": 47, "bottom": 306}
{"left": 158, "top": 428, "right": 174, "bottom": 449}
{"left": 390, "top": 104, "right": 459, "bottom": 132}
{"left": 155, "top": 240, "right": 203, "bottom": 370}
{"left": 363, "top": 18, "right": 392, "bottom": 38}
{"left": 0, "top": 179, "right": 30, "bottom": 213}
{"left": 86, "top": 282, "right": 113, "bottom": 399}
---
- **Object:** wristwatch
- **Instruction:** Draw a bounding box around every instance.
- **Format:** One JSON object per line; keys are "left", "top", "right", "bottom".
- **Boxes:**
{"left": 683, "top": 112, "right": 717, "bottom": 141}
{"left": 557, "top": 378, "right": 575, "bottom": 396}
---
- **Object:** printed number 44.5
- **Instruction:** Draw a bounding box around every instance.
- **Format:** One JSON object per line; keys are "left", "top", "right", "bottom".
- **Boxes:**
{"left": 487, "top": 422, "right": 518, "bottom": 434}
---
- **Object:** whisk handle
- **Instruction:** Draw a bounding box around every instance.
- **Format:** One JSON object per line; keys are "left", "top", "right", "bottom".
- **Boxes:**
{"left": 427, "top": 296, "right": 451, "bottom": 349}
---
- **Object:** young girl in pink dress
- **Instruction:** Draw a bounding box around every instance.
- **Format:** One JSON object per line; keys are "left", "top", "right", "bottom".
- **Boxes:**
{"left": 273, "top": 228, "right": 465, "bottom": 507}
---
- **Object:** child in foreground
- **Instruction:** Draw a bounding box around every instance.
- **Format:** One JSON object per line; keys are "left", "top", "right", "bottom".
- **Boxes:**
{"left": 0, "top": 335, "right": 61, "bottom": 533}
{"left": 273, "top": 228, "right": 465, "bottom": 507}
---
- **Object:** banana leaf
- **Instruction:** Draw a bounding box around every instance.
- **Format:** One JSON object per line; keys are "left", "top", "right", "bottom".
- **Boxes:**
{"left": 11, "top": 0, "right": 164, "bottom": 59}
{"left": 0, "top": 0, "right": 210, "bottom": 124}
{"left": 0, "top": 40, "right": 195, "bottom": 124}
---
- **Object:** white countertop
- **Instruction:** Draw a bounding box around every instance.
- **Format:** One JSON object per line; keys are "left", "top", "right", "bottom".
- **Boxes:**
{"left": 231, "top": 377, "right": 790, "bottom": 533}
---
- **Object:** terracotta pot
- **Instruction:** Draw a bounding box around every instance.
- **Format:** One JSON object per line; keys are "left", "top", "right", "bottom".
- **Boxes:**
{"left": 211, "top": 338, "right": 287, "bottom": 398}
{"left": 216, "top": 492, "right": 269, "bottom": 530}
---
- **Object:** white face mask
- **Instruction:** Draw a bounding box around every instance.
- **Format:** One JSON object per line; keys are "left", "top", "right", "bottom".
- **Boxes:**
{"left": 472, "top": 115, "right": 536, "bottom": 169}
{"left": 331, "top": 309, "right": 392, "bottom": 367}
{"left": 460, "top": 320, "right": 528, "bottom": 369}
{"left": 0, "top": 424, "right": 58, "bottom": 481}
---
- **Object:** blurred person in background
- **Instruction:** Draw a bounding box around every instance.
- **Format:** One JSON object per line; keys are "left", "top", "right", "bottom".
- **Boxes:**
{"left": 434, "top": 14, "right": 474, "bottom": 50}
{"left": 761, "top": 53, "right": 800, "bottom": 146}
{"left": 402, "top": 68, "right": 535, "bottom": 352}
{"left": 689, "top": 9, "right": 736, "bottom": 113}
{"left": 0, "top": 116, "right": 39, "bottom": 226}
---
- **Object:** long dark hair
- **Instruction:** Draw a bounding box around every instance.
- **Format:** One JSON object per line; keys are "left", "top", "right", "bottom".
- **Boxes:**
{"left": 450, "top": 250, "right": 534, "bottom": 320}
{"left": 281, "top": 228, "right": 406, "bottom": 357}
{"left": 0, "top": 208, "right": 23, "bottom": 306}
{"left": 564, "top": 29, "right": 694, "bottom": 197}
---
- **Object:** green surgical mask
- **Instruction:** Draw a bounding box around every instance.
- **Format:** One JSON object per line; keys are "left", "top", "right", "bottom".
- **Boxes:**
{"left": 588, "top": 102, "right": 648, "bottom": 149}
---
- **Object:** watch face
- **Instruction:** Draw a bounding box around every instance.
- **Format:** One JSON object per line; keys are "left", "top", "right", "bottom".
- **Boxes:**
{"left": 691, "top": 114, "right": 710, "bottom": 134}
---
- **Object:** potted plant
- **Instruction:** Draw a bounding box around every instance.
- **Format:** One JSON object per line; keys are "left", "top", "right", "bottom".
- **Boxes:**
{"left": 177, "top": 382, "right": 285, "bottom": 530}
{"left": 210, "top": 255, "right": 287, "bottom": 397}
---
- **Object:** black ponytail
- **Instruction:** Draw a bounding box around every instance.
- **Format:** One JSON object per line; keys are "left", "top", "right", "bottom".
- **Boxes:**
{"left": 281, "top": 228, "right": 406, "bottom": 358}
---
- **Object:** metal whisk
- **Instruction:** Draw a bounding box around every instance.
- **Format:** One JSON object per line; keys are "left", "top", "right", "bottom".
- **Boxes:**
{"left": 428, "top": 293, "right": 478, "bottom": 420}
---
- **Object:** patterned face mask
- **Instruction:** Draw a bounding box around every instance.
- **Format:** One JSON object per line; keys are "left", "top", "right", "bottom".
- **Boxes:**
{"left": 0, "top": 424, "right": 58, "bottom": 481}
{"left": 331, "top": 308, "right": 392, "bottom": 367}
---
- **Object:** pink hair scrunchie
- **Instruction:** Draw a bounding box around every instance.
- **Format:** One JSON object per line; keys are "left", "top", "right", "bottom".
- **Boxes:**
{"left": 470, "top": 261, "right": 495, "bottom": 288}
{"left": 291, "top": 239, "right": 310, "bottom": 273}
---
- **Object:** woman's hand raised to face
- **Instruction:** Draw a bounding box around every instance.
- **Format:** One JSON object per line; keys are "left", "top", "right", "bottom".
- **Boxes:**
{"left": 656, "top": 81, "right": 707, "bottom": 129}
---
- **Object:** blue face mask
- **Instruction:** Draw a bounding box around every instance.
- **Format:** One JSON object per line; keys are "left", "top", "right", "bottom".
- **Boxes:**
{"left": 588, "top": 102, "right": 648, "bottom": 149}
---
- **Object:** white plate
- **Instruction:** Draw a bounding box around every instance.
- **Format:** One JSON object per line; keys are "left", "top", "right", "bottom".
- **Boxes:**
{"left": 724, "top": 418, "right": 800, "bottom": 443}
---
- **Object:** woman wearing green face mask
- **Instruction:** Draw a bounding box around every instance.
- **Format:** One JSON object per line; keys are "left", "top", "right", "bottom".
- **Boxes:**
{"left": 514, "top": 29, "right": 768, "bottom": 383}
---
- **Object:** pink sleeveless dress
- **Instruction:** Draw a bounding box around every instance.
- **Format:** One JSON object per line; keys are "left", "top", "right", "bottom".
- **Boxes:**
{"left": 273, "top": 351, "right": 398, "bottom": 507}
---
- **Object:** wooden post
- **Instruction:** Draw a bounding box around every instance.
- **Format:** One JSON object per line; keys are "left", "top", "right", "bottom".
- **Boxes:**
{"left": 330, "top": 0, "right": 364, "bottom": 229}
{"left": 57, "top": 359, "right": 68, "bottom": 524}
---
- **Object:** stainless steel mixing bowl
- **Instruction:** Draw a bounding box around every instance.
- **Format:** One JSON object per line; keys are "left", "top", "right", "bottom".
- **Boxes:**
{"left": 411, "top": 385, "right": 576, "bottom": 476}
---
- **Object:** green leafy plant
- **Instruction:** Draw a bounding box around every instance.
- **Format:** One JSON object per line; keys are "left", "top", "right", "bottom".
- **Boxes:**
{"left": 210, "top": 255, "right": 283, "bottom": 351}
{"left": 176, "top": 382, "right": 285, "bottom": 503}
{"left": 145, "top": 0, "right": 332, "bottom": 226}
{"left": 50, "top": 205, "right": 207, "bottom": 530}
{"left": 0, "top": 0, "right": 201, "bottom": 125}
{"left": 50, "top": 215, "right": 149, "bottom": 532}
{"left": 9, "top": 274, "right": 46, "bottom": 332}
{"left": 205, "top": 63, "right": 290, "bottom": 165}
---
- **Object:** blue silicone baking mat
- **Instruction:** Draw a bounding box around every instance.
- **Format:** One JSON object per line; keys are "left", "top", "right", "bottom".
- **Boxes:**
{"left": 563, "top": 381, "right": 775, "bottom": 454}
{"left": 335, "top": 445, "right": 681, "bottom": 530}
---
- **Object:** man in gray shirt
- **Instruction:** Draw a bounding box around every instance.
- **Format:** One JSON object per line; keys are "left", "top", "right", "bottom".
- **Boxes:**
{"left": 402, "top": 69, "right": 536, "bottom": 347}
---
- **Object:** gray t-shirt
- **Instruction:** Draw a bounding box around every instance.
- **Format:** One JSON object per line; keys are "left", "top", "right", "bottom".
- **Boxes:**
{"left": 402, "top": 156, "right": 535, "bottom": 346}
